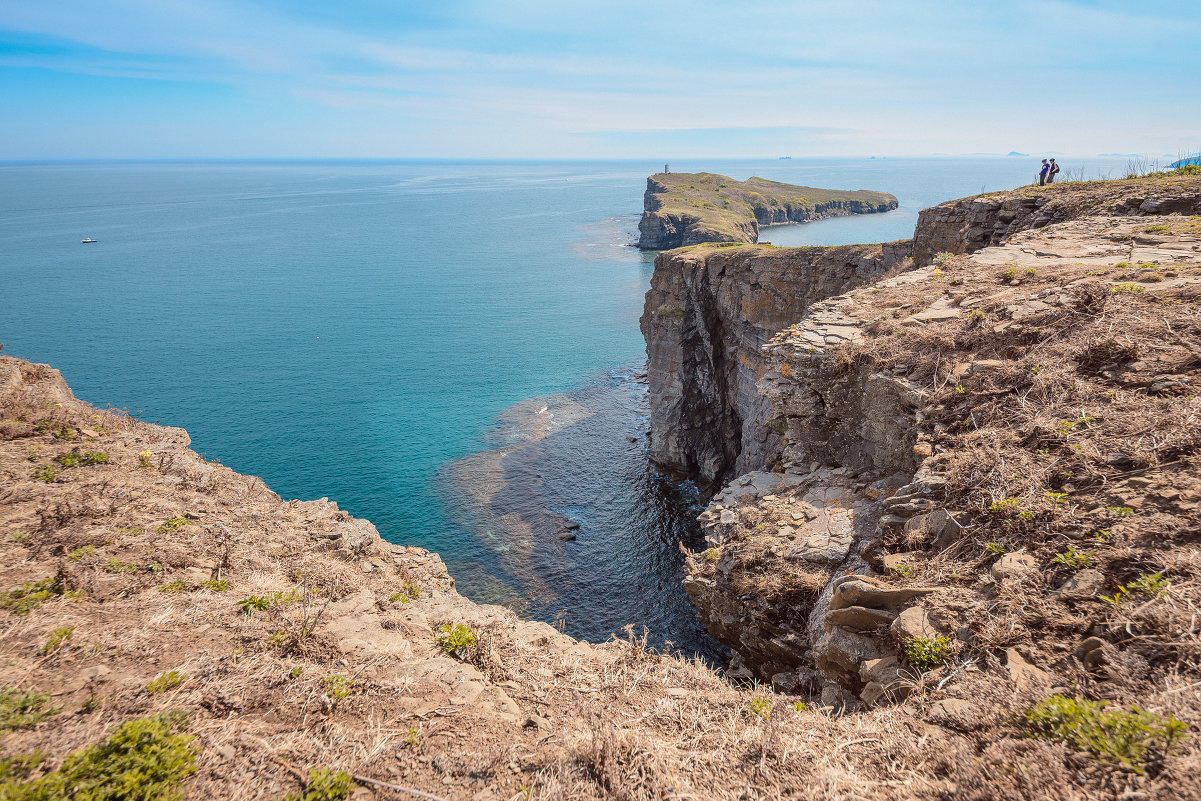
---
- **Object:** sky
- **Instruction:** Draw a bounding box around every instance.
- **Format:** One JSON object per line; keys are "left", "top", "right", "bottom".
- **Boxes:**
{"left": 1, "top": 0, "right": 1198, "bottom": 160}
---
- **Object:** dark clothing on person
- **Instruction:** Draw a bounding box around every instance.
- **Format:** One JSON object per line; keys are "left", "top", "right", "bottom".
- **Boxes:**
{"left": 1047, "top": 160, "right": 1060, "bottom": 184}
{"left": 1039, "top": 161, "right": 1049, "bottom": 186}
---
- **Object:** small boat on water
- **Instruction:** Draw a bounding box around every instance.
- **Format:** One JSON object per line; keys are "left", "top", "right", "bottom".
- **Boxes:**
{"left": 81, "top": 238, "right": 97, "bottom": 244}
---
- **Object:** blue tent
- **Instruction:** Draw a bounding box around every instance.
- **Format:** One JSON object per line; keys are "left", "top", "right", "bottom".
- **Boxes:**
{"left": 1169, "top": 153, "right": 1201, "bottom": 168}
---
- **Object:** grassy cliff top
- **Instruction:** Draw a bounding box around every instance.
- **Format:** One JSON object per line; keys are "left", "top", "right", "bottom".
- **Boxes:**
{"left": 645, "top": 171, "right": 897, "bottom": 239}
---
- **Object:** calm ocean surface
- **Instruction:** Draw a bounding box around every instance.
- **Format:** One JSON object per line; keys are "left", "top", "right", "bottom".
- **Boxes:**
{"left": 0, "top": 157, "right": 1128, "bottom": 655}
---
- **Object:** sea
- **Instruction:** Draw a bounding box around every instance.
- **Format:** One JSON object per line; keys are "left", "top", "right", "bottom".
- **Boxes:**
{"left": 0, "top": 156, "right": 1131, "bottom": 658}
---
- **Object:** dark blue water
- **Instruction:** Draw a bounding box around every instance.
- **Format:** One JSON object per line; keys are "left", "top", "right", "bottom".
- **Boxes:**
{"left": 0, "top": 157, "right": 1129, "bottom": 654}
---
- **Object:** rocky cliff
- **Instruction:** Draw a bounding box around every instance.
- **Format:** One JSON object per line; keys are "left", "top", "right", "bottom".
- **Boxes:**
{"left": 680, "top": 203, "right": 1201, "bottom": 794}
{"left": 912, "top": 172, "right": 1201, "bottom": 264}
{"left": 637, "top": 172, "right": 898, "bottom": 249}
{"left": 640, "top": 240, "right": 912, "bottom": 484}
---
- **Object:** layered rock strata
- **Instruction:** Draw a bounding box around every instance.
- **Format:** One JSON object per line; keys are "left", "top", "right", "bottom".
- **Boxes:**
{"left": 640, "top": 240, "right": 911, "bottom": 484}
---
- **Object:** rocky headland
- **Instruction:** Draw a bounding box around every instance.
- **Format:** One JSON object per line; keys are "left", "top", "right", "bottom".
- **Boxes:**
{"left": 636, "top": 172, "right": 897, "bottom": 249}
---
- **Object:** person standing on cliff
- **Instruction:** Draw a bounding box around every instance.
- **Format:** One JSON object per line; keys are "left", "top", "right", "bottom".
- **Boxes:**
{"left": 1047, "top": 158, "right": 1060, "bottom": 184}
{"left": 1038, "top": 159, "right": 1050, "bottom": 186}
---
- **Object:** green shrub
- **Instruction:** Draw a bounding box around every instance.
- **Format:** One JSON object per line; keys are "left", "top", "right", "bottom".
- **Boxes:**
{"left": 0, "top": 711, "right": 196, "bottom": 800}
{"left": 55, "top": 453, "right": 83, "bottom": 468}
{"left": 1052, "top": 546, "right": 1093, "bottom": 570}
{"left": 158, "top": 579, "right": 186, "bottom": 594}
{"left": 1, "top": 579, "right": 63, "bottom": 615}
{"left": 237, "top": 595, "right": 270, "bottom": 616}
{"left": 11, "top": 531, "right": 31, "bottom": 544}
{"left": 40, "top": 626, "right": 74, "bottom": 655}
{"left": 389, "top": 583, "right": 421, "bottom": 604}
{"left": 984, "top": 542, "right": 1006, "bottom": 557}
{"left": 0, "top": 687, "right": 63, "bottom": 731}
{"left": 146, "top": 671, "right": 185, "bottom": 694}
{"left": 323, "top": 675, "right": 351, "bottom": 700}
{"left": 1002, "top": 267, "right": 1019, "bottom": 281}
{"left": 435, "top": 623, "right": 478, "bottom": 654}
{"left": 155, "top": 517, "right": 189, "bottom": 534}
{"left": 1021, "top": 695, "right": 1186, "bottom": 773}
{"left": 102, "top": 559, "right": 138, "bottom": 574}
{"left": 703, "top": 548, "right": 720, "bottom": 563}
{"left": 202, "top": 579, "right": 230, "bottom": 593}
{"left": 904, "top": 635, "right": 951, "bottom": 670}
{"left": 81, "top": 451, "right": 110, "bottom": 465}
{"left": 1128, "top": 572, "right": 1170, "bottom": 598}
{"left": 33, "top": 465, "right": 58, "bottom": 483}
{"left": 890, "top": 563, "right": 915, "bottom": 579}
{"left": 68, "top": 545, "right": 97, "bottom": 562}
{"left": 282, "top": 767, "right": 356, "bottom": 801}
{"left": 1110, "top": 282, "right": 1146, "bottom": 294}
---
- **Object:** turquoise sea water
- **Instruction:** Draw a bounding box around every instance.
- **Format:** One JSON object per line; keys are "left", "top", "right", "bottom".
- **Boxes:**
{"left": 0, "top": 157, "right": 1128, "bottom": 654}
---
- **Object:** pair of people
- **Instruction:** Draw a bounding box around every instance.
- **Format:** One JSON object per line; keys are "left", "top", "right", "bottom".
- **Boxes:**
{"left": 1039, "top": 159, "right": 1060, "bottom": 185}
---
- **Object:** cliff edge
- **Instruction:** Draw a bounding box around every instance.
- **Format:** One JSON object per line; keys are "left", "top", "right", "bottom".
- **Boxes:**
{"left": 636, "top": 172, "right": 897, "bottom": 249}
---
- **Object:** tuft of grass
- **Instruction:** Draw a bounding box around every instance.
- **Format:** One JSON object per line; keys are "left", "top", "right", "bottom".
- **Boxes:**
{"left": 145, "top": 671, "right": 185, "bottom": 695}
{"left": 904, "top": 635, "right": 951, "bottom": 671}
{"left": 157, "top": 579, "right": 186, "bottom": 594}
{"left": 703, "top": 548, "right": 720, "bottom": 563}
{"left": 202, "top": 579, "right": 230, "bottom": 593}
{"left": 0, "top": 711, "right": 196, "bottom": 800}
{"left": 1021, "top": 695, "right": 1186, "bottom": 774}
{"left": 102, "top": 559, "right": 138, "bottom": 575}
{"left": 890, "top": 563, "right": 916, "bottom": 579}
{"left": 1128, "top": 572, "right": 1170, "bottom": 598}
{"left": 138, "top": 449, "right": 154, "bottom": 470}
{"left": 745, "top": 698, "right": 772, "bottom": 719}
{"left": 40, "top": 626, "right": 74, "bottom": 655}
{"left": 282, "top": 767, "right": 356, "bottom": 801}
{"left": 0, "top": 687, "right": 63, "bottom": 732}
{"left": 1110, "top": 282, "right": 1146, "bottom": 294}
{"left": 11, "top": 531, "right": 31, "bottom": 544}
{"left": 33, "top": 464, "right": 58, "bottom": 483}
{"left": 435, "top": 623, "right": 478, "bottom": 655}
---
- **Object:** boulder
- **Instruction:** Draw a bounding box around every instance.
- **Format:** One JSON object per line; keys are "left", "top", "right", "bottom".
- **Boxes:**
{"left": 1053, "top": 569, "right": 1104, "bottom": 599}
{"left": 829, "top": 575, "right": 936, "bottom": 611}
{"left": 826, "top": 605, "right": 898, "bottom": 632}
{"left": 1005, "top": 648, "right": 1051, "bottom": 692}
{"left": 891, "top": 606, "right": 940, "bottom": 640}
{"left": 991, "top": 551, "right": 1038, "bottom": 582}
{"left": 927, "top": 698, "right": 984, "bottom": 731}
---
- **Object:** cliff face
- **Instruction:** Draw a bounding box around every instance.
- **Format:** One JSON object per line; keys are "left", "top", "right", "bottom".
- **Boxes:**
{"left": 912, "top": 173, "right": 1201, "bottom": 264}
{"left": 637, "top": 173, "right": 899, "bottom": 249}
{"left": 640, "top": 241, "right": 911, "bottom": 484}
{"left": 680, "top": 208, "right": 1201, "bottom": 763}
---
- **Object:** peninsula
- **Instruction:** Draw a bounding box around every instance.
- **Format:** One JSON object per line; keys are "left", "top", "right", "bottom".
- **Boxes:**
{"left": 636, "top": 171, "right": 898, "bottom": 249}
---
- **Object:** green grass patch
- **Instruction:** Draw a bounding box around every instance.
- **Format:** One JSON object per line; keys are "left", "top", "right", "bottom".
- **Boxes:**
{"left": 40, "top": 626, "right": 74, "bottom": 655}
{"left": 1, "top": 579, "right": 66, "bottom": 615}
{"left": 1021, "top": 695, "right": 1186, "bottom": 773}
{"left": 145, "top": 671, "right": 185, "bottom": 695}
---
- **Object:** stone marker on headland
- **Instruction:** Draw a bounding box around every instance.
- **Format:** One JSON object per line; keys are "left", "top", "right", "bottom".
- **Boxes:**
{"left": 636, "top": 171, "right": 898, "bottom": 249}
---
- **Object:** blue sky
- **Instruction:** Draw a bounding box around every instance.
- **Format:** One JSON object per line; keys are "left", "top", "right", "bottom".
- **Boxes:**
{"left": 1, "top": 0, "right": 1198, "bottom": 159}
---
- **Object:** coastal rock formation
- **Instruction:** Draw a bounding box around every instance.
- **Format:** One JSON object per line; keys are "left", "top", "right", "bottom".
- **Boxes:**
{"left": 640, "top": 240, "right": 911, "bottom": 483}
{"left": 680, "top": 203, "right": 1201, "bottom": 775}
{"left": 637, "top": 172, "right": 897, "bottom": 249}
{"left": 912, "top": 173, "right": 1201, "bottom": 264}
